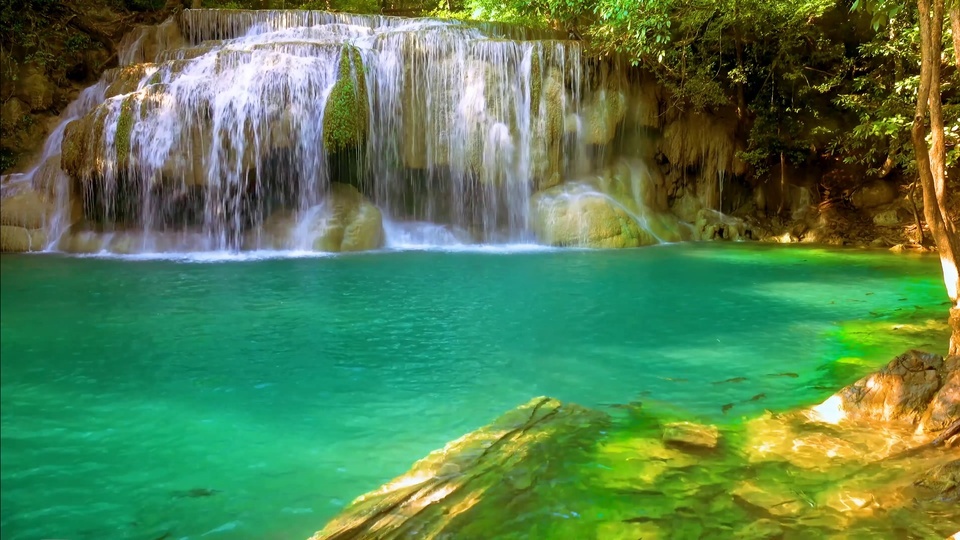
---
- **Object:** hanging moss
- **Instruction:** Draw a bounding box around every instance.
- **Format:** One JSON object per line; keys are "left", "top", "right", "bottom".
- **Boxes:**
{"left": 115, "top": 95, "right": 137, "bottom": 167}
{"left": 322, "top": 45, "right": 368, "bottom": 154}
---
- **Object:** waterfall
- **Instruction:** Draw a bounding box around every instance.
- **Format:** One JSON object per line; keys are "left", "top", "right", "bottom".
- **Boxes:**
{"left": 6, "top": 9, "right": 700, "bottom": 255}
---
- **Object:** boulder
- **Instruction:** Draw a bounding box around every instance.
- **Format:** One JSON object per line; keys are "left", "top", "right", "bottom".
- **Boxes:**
{"left": 809, "top": 350, "right": 955, "bottom": 431}
{"left": 309, "top": 184, "right": 384, "bottom": 252}
{"left": 850, "top": 180, "right": 897, "bottom": 209}
{"left": 531, "top": 183, "right": 657, "bottom": 248}
{"left": 662, "top": 421, "right": 720, "bottom": 450}
{"left": 693, "top": 208, "right": 752, "bottom": 241}
{"left": 0, "top": 225, "right": 46, "bottom": 252}
{"left": 0, "top": 190, "right": 52, "bottom": 229}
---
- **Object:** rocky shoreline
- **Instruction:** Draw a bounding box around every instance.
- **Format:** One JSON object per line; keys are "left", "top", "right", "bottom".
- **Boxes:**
{"left": 311, "top": 350, "right": 958, "bottom": 539}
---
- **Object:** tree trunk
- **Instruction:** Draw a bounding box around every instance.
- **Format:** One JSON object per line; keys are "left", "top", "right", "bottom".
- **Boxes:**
{"left": 951, "top": 3, "right": 960, "bottom": 68}
{"left": 913, "top": 0, "right": 960, "bottom": 355}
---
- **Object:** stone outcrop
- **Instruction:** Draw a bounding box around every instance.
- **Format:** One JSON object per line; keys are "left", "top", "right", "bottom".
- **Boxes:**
{"left": 311, "top": 397, "right": 607, "bottom": 539}
{"left": 809, "top": 350, "right": 959, "bottom": 436}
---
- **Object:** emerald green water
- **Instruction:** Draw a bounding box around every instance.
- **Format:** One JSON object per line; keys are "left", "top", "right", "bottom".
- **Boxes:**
{"left": 0, "top": 244, "right": 950, "bottom": 540}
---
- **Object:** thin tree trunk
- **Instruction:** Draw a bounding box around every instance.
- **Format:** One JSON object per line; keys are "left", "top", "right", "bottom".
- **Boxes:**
{"left": 914, "top": 0, "right": 960, "bottom": 355}
{"left": 951, "top": 3, "right": 960, "bottom": 67}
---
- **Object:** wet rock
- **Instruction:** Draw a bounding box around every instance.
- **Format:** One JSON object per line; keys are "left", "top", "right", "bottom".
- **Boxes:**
{"left": 530, "top": 184, "right": 657, "bottom": 248}
{"left": 662, "top": 422, "right": 720, "bottom": 450}
{"left": 0, "top": 225, "right": 46, "bottom": 252}
{"left": 694, "top": 209, "right": 752, "bottom": 241}
{"left": 914, "top": 459, "right": 959, "bottom": 502}
{"left": 732, "top": 481, "right": 806, "bottom": 517}
{"left": 309, "top": 184, "right": 384, "bottom": 253}
{"left": 919, "top": 356, "right": 959, "bottom": 434}
{"left": 734, "top": 518, "right": 783, "bottom": 539}
{"left": 594, "top": 436, "right": 697, "bottom": 488}
{"left": 810, "top": 350, "right": 955, "bottom": 432}
{"left": 0, "top": 189, "right": 52, "bottom": 229}
{"left": 311, "top": 397, "right": 607, "bottom": 539}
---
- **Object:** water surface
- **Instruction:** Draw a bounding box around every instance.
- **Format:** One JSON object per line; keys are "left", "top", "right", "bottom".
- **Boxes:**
{"left": 0, "top": 244, "right": 950, "bottom": 539}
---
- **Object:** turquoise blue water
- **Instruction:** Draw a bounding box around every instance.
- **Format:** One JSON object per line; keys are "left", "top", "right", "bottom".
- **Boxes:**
{"left": 0, "top": 244, "right": 949, "bottom": 539}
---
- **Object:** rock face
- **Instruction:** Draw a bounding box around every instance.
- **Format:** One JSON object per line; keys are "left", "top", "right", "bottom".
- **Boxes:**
{"left": 810, "top": 350, "right": 959, "bottom": 435}
{"left": 0, "top": 188, "right": 53, "bottom": 252}
{"left": 311, "top": 397, "right": 607, "bottom": 540}
{"left": 0, "top": 225, "right": 46, "bottom": 252}
{"left": 0, "top": 190, "right": 53, "bottom": 230}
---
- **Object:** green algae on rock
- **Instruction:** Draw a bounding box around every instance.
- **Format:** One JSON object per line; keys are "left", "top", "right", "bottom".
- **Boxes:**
{"left": 322, "top": 46, "right": 368, "bottom": 154}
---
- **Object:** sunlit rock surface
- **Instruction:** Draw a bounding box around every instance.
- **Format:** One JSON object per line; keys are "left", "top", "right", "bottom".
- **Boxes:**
{"left": 313, "top": 352, "right": 959, "bottom": 538}
{"left": 311, "top": 397, "right": 608, "bottom": 539}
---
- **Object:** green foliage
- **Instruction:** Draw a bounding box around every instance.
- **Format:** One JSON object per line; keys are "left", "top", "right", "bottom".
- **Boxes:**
{"left": 441, "top": 0, "right": 958, "bottom": 182}
{"left": 323, "top": 46, "right": 369, "bottom": 153}
{"left": 0, "top": 149, "right": 17, "bottom": 172}
{"left": 115, "top": 96, "right": 136, "bottom": 166}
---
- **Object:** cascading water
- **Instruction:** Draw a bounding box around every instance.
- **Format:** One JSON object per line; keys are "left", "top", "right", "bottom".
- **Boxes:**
{"left": 5, "top": 9, "right": 721, "bottom": 255}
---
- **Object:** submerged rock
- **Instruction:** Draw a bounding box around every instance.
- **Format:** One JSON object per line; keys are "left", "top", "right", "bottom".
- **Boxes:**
{"left": 311, "top": 397, "right": 607, "bottom": 539}
{"left": 662, "top": 421, "right": 720, "bottom": 450}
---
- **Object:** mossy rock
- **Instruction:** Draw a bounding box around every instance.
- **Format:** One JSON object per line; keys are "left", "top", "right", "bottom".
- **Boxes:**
{"left": 104, "top": 64, "right": 151, "bottom": 99}
{"left": 115, "top": 95, "right": 138, "bottom": 168}
{"left": 0, "top": 225, "right": 46, "bottom": 252}
{"left": 322, "top": 46, "right": 368, "bottom": 153}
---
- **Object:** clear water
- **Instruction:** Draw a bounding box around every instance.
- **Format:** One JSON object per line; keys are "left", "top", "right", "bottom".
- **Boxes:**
{"left": 0, "top": 244, "right": 950, "bottom": 540}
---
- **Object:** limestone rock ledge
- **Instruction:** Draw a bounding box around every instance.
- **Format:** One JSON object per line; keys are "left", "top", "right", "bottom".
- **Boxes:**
{"left": 311, "top": 397, "right": 607, "bottom": 540}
